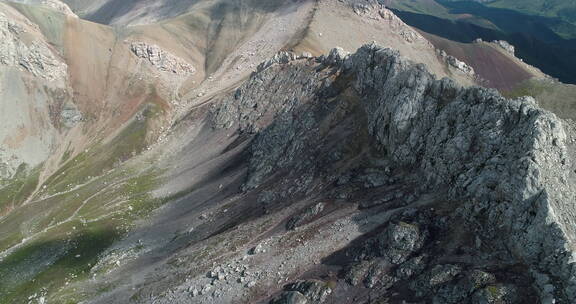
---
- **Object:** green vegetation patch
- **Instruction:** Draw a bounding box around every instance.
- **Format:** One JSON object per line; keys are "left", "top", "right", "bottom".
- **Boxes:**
{"left": 0, "top": 102, "right": 169, "bottom": 302}
{"left": 0, "top": 164, "right": 41, "bottom": 213}
{"left": 502, "top": 79, "right": 550, "bottom": 100}
{"left": 0, "top": 166, "right": 164, "bottom": 303}
{"left": 38, "top": 105, "right": 158, "bottom": 196}
{"left": 504, "top": 79, "right": 576, "bottom": 121}
{"left": 0, "top": 220, "right": 121, "bottom": 304}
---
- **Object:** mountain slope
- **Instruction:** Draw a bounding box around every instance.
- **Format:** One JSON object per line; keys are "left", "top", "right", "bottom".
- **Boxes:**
{"left": 1, "top": 1, "right": 576, "bottom": 304}
{"left": 69, "top": 44, "right": 576, "bottom": 304}
{"left": 0, "top": 1, "right": 482, "bottom": 302}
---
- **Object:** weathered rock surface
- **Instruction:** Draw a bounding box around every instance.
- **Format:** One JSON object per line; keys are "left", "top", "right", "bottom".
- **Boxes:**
{"left": 256, "top": 51, "right": 299, "bottom": 73}
{"left": 494, "top": 40, "right": 516, "bottom": 56}
{"left": 270, "top": 291, "right": 308, "bottom": 304}
{"left": 438, "top": 49, "right": 475, "bottom": 75}
{"left": 286, "top": 202, "right": 325, "bottom": 230}
{"left": 130, "top": 42, "right": 195, "bottom": 76}
{"left": 0, "top": 12, "right": 67, "bottom": 82}
{"left": 283, "top": 280, "right": 332, "bottom": 304}
{"left": 6, "top": 1, "right": 558, "bottom": 303}
{"left": 60, "top": 102, "right": 83, "bottom": 128}
{"left": 213, "top": 43, "right": 576, "bottom": 303}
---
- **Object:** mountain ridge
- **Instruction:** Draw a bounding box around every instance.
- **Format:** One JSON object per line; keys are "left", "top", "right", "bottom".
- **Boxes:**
{"left": 1, "top": 1, "right": 576, "bottom": 303}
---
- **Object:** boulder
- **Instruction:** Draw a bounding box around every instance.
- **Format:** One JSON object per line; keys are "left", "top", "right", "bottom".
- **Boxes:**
{"left": 285, "top": 280, "right": 332, "bottom": 304}
{"left": 270, "top": 291, "right": 308, "bottom": 304}
{"left": 377, "top": 222, "right": 426, "bottom": 264}
{"left": 286, "top": 202, "right": 325, "bottom": 230}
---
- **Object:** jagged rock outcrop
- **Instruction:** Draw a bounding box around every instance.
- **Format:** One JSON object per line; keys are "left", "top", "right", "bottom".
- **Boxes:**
{"left": 256, "top": 51, "right": 299, "bottom": 73}
{"left": 437, "top": 49, "right": 475, "bottom": 75}
{"left": 213, "top": 43, "right": 576, "bottom": 303}
{"left": 273, "top": 280, "right": 332, "bottom": 304}
{"left": 60, "top": 102, "right": 83, "bottom": 128}
{"left": 270, "top": 291, "right": 309, "bottom": 304}
{"left": 349, "top": 44, "right": 575, "bottom": 303}
{"left": 494, "top": 40, "right": 516, "bottom": 56}
{"left": 0, "top": 12, "right": 67, "bottom": 82}
{"left": 347, "top": 0, "right": 427, "bottom": 44}
{"left": 130, "top": 42, "right": 196, "bottom": 76}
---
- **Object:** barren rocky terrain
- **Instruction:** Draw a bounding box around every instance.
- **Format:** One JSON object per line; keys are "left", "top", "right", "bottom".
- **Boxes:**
{"left": 0, "top": 0, "right": 576, "bottom": 304}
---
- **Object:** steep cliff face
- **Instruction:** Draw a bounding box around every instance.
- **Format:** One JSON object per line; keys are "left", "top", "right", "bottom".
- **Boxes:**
{"left": 347, "top": 45, "right": 576, "bottom": 303}
{"left": 208, "top": 44, "right": 576, "bottom": 303}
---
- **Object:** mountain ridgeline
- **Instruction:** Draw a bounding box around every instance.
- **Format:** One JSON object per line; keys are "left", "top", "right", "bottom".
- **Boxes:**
{"left": 0, "top": 0, "right": 576, "bottom": 303}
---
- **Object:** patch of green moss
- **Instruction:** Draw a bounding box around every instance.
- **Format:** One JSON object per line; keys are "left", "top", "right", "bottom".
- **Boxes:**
{"left": 503, "top": 79, "right": 576, "bottom": 121}
{"left": 0, "top": 160, "right": 166, "bottom": 303}
{"left": 486, "top": 285, "right": 501, "bottom": 298}
{"left": 7, "top": 2, "right": 66, "bottom": 49}
{"left": 398, "top": 221, "right": 417, "bottom": 229}
{"left": 325, "top": 280, "right": 337, "bottom": 290}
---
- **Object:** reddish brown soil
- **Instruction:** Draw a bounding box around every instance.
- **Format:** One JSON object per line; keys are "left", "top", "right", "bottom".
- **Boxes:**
{"left": 421, "top": 31, "right": 534, "bottom": 91}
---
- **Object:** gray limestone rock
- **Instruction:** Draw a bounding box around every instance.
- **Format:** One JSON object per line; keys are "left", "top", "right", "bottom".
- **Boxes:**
{"left": 493, "top": 40, "right": 516, "bottom": 56}
{"left": 410, "top": 264, "right": 462, "bottom": 297}
{"left": 432, "top": 270, "right": 497, "bottom": 304}
{"left": 257, "top": 51, "right": 298, "bottom": 72}
{"left": 395, "top": 255, "right": 427, "bottom": 280}
{"left": 324, "top": 47, "right": 349, "bottom": 65}
{"left": 0, "top": 12, "right": 68, "bottom": 82}
{"left": 471, "top": 285, "right": 519, "bottom": 304}
{"left": 345, "top": 258, "right": 395, "bottom": 289}
{"left": 270, "top": 291, "right": 309, "bottom": 304}
{"left": 213, "top": 43, "right": 576, "bottom": 303}
{"left": 377, "top": 222, "right": 426, "bottom": 264}
{"left": 130, "top": 42, "right": 195, "bottom": 75}
{"left": 286, "top": 202, "right": 326, "bottom": 230}
{"left": 60, "top": 103, "right": 83, "bottom": 128}
{"left": 285, "top": 280, "right": 332, "bottom": 304}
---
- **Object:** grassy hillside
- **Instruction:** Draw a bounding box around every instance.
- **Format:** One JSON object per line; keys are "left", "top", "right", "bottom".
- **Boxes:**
{"left": 503, "top": 78, "right": 576, "bottom": 121}
{"left": 488, "top": 0, "right": 576, "bottom": 24}
{"left": 435, "top": 0, "right": 576, "bottom": 39}
{"left": 0, "top": 114, "right": 166, "bottom": 303}
{"left": 488, "top": 0, "right": 576, "bottom": 39}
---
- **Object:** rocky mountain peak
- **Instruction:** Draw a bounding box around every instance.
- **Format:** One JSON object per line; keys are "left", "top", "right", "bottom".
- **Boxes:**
{"left": 212, "top": 44, "right": 576, "bottom": 303}
{"left": 1, "top": 1, "right": 576, "bottom": 303}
